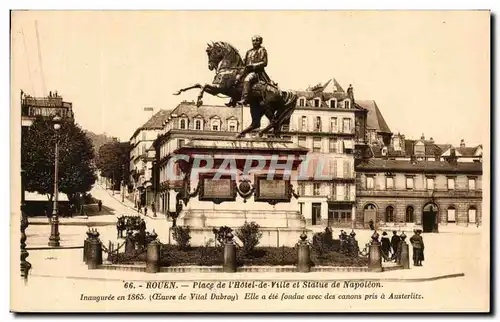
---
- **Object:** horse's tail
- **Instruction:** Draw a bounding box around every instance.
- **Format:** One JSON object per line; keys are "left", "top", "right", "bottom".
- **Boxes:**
{"left": 279, "top": 90, "right": 298, "bottom": 126}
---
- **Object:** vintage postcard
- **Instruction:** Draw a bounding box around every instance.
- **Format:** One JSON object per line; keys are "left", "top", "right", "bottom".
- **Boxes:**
{"left": 10, "top": 10, "right": 490, "bottom": 313}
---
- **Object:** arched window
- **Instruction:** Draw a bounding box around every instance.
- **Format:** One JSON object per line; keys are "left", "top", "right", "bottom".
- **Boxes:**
{"left": 195, "top": 119, "right": 202, "bottom": 130}
{"left": 468, "top": 206, "right": 477, "bottom": 224}
{"left": 447, "top": 206, "right": 456, "bottom": 223}
{"left": 385, "top": 206, "right": 394, "bottom": 222}
{"left": 364, "top": 204, "right": 376, "bottom": 210}
{"left": 406, "top": 206, "right": 414, "bottom": 223}
{"left": 180, "top": 119, "right": 186, "bottom": 129}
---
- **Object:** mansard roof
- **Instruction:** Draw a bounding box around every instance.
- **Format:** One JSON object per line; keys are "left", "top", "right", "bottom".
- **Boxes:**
{"left": 356, "top": 159, "right": 482, "bottom": 175}
{"left": 355, "top": 100, "right": 391, "bottom": 134}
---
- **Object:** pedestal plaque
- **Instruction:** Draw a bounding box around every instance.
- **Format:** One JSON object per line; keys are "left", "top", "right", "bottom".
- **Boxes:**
{"left": 254, "top": 175, "right": 291, "bottom": 205}
{"left": 199, "top": 173, "right": 236, "bottom": 203}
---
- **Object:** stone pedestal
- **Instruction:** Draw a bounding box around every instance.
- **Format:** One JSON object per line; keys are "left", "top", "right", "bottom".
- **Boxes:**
{"left": 223, "top": 242, "right": 237, "bottom": 273}
{"left": 87, "top": 239, "right": 103, "bottom": 269}
{"left": 169, "top": 137, "right": 310, "bottom": 247}
{"left": 368, "top": 243, "right": 382, "bottom": 272}
{"left": 400, "top": 242, "right": 410, "bottom": 269}
{"left": 296, "top": 233, "right": 311, "bottom": 273}
{"left": 146, "top": 241, "right": 161, "bottom": 273}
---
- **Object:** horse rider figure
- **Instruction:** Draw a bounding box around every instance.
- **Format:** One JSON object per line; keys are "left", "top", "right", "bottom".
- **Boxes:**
{"left": 226, "top": 35, "right": 272, "bottom": 107}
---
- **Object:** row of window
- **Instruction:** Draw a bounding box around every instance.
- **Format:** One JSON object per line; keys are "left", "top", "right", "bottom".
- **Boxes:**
{"left": 298, "top": 182, "right": 353, "bottom": 199}
{"left": 298, "top": 97, "right": 351, "bottom": 109}
{"left": 297, "top": 116, "right": 352, "bottom": 133}
{"left": 178, "top": 117, "right": 239, "bottom": 132}
{"left": 365, "top": 176, "right": 478, "bottom": 191}
{"left": 364, "top": 204, "right": 478, "bottom": 223}
{"left": 298, "top": 136, "right": 354, "bottom": 153}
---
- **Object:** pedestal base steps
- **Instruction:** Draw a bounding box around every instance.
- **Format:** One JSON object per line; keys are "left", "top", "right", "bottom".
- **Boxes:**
{"left": 175, "top": 209, "right": 309, "bottom": 247}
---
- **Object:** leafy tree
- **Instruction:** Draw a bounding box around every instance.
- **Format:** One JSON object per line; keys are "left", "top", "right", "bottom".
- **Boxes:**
{"left": 21, "top": 116, "right": 97, "bottom": 205}
{"left": 97, "top": 141, "right": 131, "bottom": 189}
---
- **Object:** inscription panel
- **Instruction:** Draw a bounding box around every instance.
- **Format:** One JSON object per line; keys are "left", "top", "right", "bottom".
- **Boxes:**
{"left": 259, "top": 180, "right": 287, "bottom": 199}
{"left": 199, "top": 173, "right": 236, "bottom": 203}
{"left": 254, "top": 175, "right": 291, "bottom": 204}
{"left": 203, "top": 179, "right": 232, "bottom": 198}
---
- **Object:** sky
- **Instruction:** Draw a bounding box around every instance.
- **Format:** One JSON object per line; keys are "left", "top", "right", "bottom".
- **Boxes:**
{"left": 11, "top": 10, "right": 489, "bottom": 146}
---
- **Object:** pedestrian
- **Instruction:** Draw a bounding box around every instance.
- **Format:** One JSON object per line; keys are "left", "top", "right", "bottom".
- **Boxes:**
{"left": 151, "top": 202, "right": 156, "bottom": 217}
{"left": 144, "top": 206, "right": 148, "bottom": 217}
{"left": 369, "top": 219, "right": 375, "bottom": 230}
{"left": 380, "top": 231, "right": 391, "bottom": 262}
{"left": 410, "top": 229, "right": 425, "bottom": 266}
{"left": 98, "top": 200, "right": 102, "bottom": 212}
{"left": 390, "top": 231, "right": 401, "bottom": 262}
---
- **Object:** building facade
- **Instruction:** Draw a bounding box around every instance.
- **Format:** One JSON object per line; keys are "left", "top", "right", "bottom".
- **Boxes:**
{"left": 285, "top": 85, "right": 364, "bottom": 228}
{"left": 355, "top": 158, "right": 482, "bottom": 232}
{"left": 150, "top": 82, "right": 369, "bottom": 229}
{"left": 129, "top": 109, "right": 171, "bottom": 206}
{"left": 21, "top": 90, "right": 74, "bottom": 127}
{"left": 153, "top": 101, "right": 243, "bottom": 215}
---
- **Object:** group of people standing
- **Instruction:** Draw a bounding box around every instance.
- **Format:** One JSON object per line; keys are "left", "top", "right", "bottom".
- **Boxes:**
{"left": 380, "top": 230, "right": 425, "bottom": 266}
{"left": 134, "top": 201, "right": 157, "bottom": 218}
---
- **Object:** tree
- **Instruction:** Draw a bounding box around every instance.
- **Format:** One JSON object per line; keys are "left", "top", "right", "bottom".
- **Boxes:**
{"left": 97, "top": 141, "right": 131, "bottom": 189}
{"left": 21, "top": 117, "right": 97, "bottom": 205}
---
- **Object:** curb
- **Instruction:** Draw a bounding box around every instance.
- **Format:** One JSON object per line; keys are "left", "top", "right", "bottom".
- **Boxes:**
{"left": 98, "top": 264, "right": 372, "bottom": 274}
{"left": 29, "top": 221, "right": 115, "bottom": 227}
{"left": 30, "top": 272, "right": 466, "bottom": 283}
{"left": 26, "top": 245, "right": 83, "bottom": 250}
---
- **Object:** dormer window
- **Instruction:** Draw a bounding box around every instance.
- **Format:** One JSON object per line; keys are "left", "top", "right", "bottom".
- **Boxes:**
{"left": 193, "top": 115, "right": 204, "bottom": 131}
{"left": 228, "top": 119, "right": 238, "bottom": 132}
{"left": 329, "top": 99, "right": 337, "bottom": 108}
{"left": 298, "top": 98, "right": 306, "bottom": 107}
{"left": 211, "top": 118, "right": 221, "bottom": 131}
{"left": 180, "top": 119, "right": 187, "bottom": 129}
{"left": 314, "top": 98, "right": 321, "bottom": 108}
{"left": 344, "top": 99, "right": 351, "bottom": 109}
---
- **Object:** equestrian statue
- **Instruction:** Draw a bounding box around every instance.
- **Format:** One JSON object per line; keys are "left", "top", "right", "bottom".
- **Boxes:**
{"left": 173, "top": 35, "right": 297, "bottom": 138}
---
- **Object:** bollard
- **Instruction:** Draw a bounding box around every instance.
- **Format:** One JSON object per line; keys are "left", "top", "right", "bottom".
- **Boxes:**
{"left": 125, "top": 232, "right": 135, "bottom": 257}
{"left": 223, "top": 233, "right": 237, "bottom": 273}
{"left": 146, "top": 240, "right": 161, "bottom": 273}
{"left": 399, "top": 232, "right": 410, "bottom": 269}
{"left": 87, "top": 238, "right": 103, "bottom": 269}
{"left": 296, "top": 232, "right": 311, "bottom": 273}
{"left": 83, "top": 238, "right": 89, "bottom": 263}
{"left": 368, "top": 231, "right": 382, "bottom": 272}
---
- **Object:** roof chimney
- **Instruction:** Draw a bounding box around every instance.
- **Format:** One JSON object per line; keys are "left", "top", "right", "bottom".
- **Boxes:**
{"left": 421, "top": 133, "right": 425, "bottom": 140}
{"left": 460, "top": 139, "right": 465, "bottom": 148}
{"left": 447, "top": 147, "right": 458, "bottom": 165}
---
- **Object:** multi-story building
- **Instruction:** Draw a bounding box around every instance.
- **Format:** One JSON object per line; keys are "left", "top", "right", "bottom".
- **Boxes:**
{"left": 151, "top": 82, "right": 372, "bottom": 229}
{"left": 286, "top": 85, "right": 363, "bottom": 228}
{"left": 129, "top": 109, "right": 171, "bottom": 206}
{"left": 153, "top": 101, "right": 243, "bottom": 214}
{"left": 369, "top": 133, "right": 483, "bottom": 163}
{"left": 21, "top": 90, "right": 74, "bottom": 127}
{"left": 355, "top": 156, "right": 482, "bottom": 232}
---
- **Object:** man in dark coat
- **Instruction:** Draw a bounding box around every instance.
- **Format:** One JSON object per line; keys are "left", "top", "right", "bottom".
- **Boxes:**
{"left": 369, "top": 219, "right": 375, "bottom": 230}
{"left": 390, "top": 231, "right": 401, "bottom": 262}
{"left": 410, "top": 229, "right": 425, "bottom": 266}
{"left": 380, "top": 231, "right": 391, "bottom": 262}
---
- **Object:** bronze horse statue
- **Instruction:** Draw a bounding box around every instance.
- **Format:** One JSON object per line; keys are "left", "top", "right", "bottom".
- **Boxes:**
{"left": 173, "top": 41, "right": 297, "bottom": 138}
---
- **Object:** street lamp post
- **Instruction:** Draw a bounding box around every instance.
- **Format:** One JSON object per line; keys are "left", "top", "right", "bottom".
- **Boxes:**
{"left": 121, "top": 164, "right": 125, "bottom": 202}
{"left": 48, "top": 114, "right": 61, "bottom": 247}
